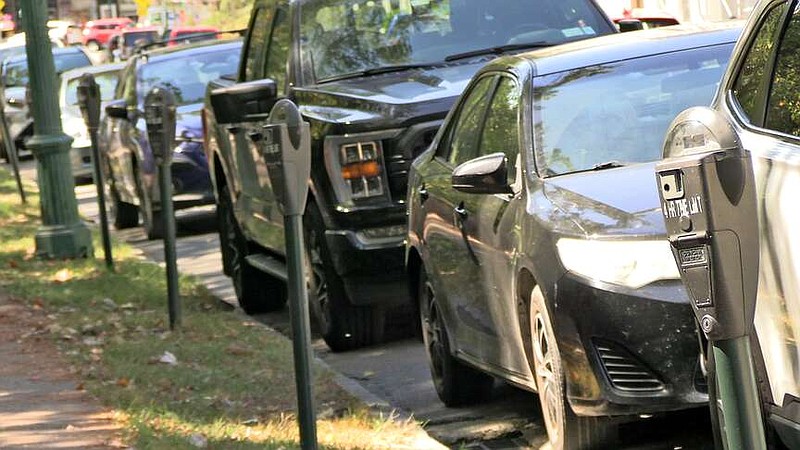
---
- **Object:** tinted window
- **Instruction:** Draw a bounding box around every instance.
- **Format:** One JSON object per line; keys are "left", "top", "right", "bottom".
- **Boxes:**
{"left": 300, "top": 0, "right": 613, "bottom": 81}
{"left": 766, "top": 5, "right": 800, "bottom": 136}
{"left": 732, "top": 2, "right": 788, "bottom": 124}
{"left": 138, "top": 46, "right": 241, "bottom": 106}
{"left": 123, "top": 30, "right": 158, "bottom": 47}
{"left": 445, "top": 76, "right": 494, "bottom": 166}
{"left": 535, "top": 44, "right": 732, "bottom": 175}
{"left": 479, "top": 76, "right": 520, "bottom": 182}
{"left": 243, "top": 8, "right": 272, "bottom": 81}
{"left": 5, "top": 52, "right": 91, "bottom": 88}
{"left": 265, "top": 9, "right": 290, "bottom": 93}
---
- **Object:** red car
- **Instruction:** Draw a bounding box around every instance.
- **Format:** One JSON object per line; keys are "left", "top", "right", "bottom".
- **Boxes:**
{"left": 166, "top": 26, "right": 219, "bottom": 46}
{"left": 614, "top": 8, "right": 680, "bottom": 31}
{"left": 82, "top": 17, "right": 133, "bottom": 50}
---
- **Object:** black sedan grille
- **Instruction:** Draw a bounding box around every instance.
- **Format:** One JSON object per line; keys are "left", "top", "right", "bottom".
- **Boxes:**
{"left": 594, "top": 340, "right": 665, "bottom": 392}
{"left": 385, "top": 123, "right": 440, "bottom": 202}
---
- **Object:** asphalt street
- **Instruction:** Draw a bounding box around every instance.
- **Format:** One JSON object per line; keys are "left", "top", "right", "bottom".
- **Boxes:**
{"left": 17, "top": 160, "right": 718, "bottom": 449}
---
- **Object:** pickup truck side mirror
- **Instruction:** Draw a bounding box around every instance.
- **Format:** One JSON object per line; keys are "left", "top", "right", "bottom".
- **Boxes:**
{"left": 105, "top": 100, "right": 129, "bottom": 120}
{"left": 210, "top": 78, "right": 278, "bottom": 125}
{"left": 452, "top": 152, "right": 512, "bottom": 195}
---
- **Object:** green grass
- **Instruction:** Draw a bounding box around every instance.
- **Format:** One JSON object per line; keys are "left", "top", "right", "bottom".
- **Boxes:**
{"left": 0, "top": 169, "right": 425, "bottom": 449}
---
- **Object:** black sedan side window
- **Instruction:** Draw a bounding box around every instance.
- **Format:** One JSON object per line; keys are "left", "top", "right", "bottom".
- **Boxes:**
{"left": 766, "top": 5, "right": 800, "bottom": 137}
{"left": 442, "top": 76, "right": 494, "bottom": 166}
{"left": 732, "top": 1, "right": 787, "bottom": 125}
{"left": 479, "top": 76, "right": 520, "bottom": 183}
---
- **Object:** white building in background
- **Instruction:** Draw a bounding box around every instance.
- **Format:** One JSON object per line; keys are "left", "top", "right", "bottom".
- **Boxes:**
{"left": 596, "top": 0, "right": 759, "bottom": 23}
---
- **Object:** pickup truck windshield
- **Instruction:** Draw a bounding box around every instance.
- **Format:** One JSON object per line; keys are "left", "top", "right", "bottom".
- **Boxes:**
{"left": 300, "top": 0, "right": 614, "bottom": 82}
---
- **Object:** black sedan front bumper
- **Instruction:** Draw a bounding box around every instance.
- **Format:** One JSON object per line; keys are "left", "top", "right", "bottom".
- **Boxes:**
{"left": 552, "top": 274, "right": 708, "bottom": 417}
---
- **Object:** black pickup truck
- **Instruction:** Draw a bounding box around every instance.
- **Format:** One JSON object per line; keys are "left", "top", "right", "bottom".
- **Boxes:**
{"left": 204, "top": 0, "right": 617, "bottom": 351}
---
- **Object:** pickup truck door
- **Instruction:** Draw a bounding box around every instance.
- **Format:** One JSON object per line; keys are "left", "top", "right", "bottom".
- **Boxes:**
{"left": 224, "top": 6, "right": 288, "bottom": 251}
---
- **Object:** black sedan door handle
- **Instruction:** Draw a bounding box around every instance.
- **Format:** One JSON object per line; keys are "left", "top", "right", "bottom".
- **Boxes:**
{"left": 248, "top": 131, "right": 263, "bottom": 142}
{"left": 454, "top": 203, "right": 468, "bottom": 221}
{"left": 419, "top": 184, "right": 429, "bottom": 203}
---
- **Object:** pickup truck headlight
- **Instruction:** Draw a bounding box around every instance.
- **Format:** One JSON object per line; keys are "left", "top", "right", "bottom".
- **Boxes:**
{"left": 324, "top": 130, "right": 401, "bottom": 208}
{"left": 556, "top": 238, "right": 680, "bottom": 289}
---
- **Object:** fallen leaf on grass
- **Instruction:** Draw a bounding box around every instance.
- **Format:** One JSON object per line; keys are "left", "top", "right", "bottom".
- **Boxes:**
{"left": 76, "top": 382, "right": 85, "bottom": 391}
{"left": 53, "top": 269, "right": 73, "bottom": 283}
{"left": 7, "top": 260, "right": 17, "bottom": 268}
{"left": 151, "top": 351, "right": 178, "bottom": 366}
{"left": 116, "top": 377, "right": 130, "bottom": 388}
{"left": 225, "top": 343, "right": 253, "bottom": 356}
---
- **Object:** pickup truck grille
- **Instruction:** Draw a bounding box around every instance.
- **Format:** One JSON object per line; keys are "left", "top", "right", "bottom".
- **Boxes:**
{"left": 385, "top": 122, "right": 440, "bottom": 202}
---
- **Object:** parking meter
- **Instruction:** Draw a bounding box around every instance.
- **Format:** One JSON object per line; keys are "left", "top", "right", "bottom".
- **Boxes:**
{"left": 260, "top": 99, "right": 316, "bottom": 450}
{"left": 656, "top": 107, "right": 765, "bottom": 450}
{"left": 77, "top": 73, "right": 113, "bottom": 270}
{"left": 144, "top": 86, "right": 180, "bottom": 330}
{"left": 144, "top": 87, "right": 176, "bottom": 165}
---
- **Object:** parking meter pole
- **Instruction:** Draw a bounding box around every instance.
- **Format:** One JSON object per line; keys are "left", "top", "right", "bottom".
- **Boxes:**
{"left": 159, "top": 163, "right": 180, "bottom": 330}
{"left": 77, "top": 74, "right": 113, "bottom": 271}
{"left": 264, "top": 99, "right": 316, "bottom": 449}
{"left": 714, "top": 338, "right": 766, "bottom": 450}
{"left": 144, "top": 87, "right": 180, "bottom": 330}
{"left": 0, "top": 87, "right": 25, "bottom": 204}
{"left": 285, "top": 214, "right": 318, "bottom": 450}
{"left": 20, "top": 0, "right": 92, "bottom": 259}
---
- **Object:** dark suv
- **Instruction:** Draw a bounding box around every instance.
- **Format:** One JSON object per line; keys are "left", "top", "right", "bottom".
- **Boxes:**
{"left": 205, "top": 0, "right": 617, "bottom": 351}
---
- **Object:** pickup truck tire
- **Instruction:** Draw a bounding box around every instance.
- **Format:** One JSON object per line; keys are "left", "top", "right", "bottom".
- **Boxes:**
{"left": 220, "top": 185, "right": 286, "bottom": 314}
{"left": 304, "top": 204, "right": 385, "bottom": 352}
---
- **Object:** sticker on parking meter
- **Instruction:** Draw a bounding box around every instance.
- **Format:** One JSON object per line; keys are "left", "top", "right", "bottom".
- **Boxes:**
{"left": 662, "top": 195, "right": 704, "bottom": 219}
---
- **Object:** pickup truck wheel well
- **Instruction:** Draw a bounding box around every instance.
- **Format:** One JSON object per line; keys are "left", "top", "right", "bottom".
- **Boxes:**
{"left": 406, "top": 248, "right": 423, "bottom": 339}
{"left": 213, "top": 153, "right": 227, "bottom": 191}
{"left": 517, "top": 269, "right": 537, "bottom": 377}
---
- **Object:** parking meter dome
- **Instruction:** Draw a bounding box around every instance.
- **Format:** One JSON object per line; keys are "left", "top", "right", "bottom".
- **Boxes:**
{"left": 663, "top": 107, "right": 740, "bottom": 159}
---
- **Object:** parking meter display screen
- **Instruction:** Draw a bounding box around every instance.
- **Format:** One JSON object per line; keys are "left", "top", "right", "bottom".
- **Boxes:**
{"left": 752, "top": 156, "right": 800, "bottom": 404}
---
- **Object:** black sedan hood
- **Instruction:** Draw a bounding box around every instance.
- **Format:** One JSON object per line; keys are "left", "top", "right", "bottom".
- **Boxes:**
{"left": 295, "top": 62, "right": 484, "bottom": 128}
{"left": 541, "top": 162, "right": 666, "bottom": 237}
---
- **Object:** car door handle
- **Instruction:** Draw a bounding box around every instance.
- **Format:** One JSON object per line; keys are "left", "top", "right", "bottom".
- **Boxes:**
{"left": 247, "top": 131, "right": 263, "bottom": 142}
{"left": 419, "top": 184, "right": 429, "bottom": 203}
{"left": 454, "top": 203, "right": 468, "bottom": 221}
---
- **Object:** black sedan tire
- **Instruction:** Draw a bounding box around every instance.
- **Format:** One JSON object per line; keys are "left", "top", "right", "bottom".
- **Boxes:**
{"left": 304, "top": 204, "right": 384, "bottom": 352}
{"left": 219, "top": 185, "right": 286, "bottom": 314}
{"left": 419, "top": 267, "right": 493, "bottom": 406}
{"left": 529, "top": 285, "right": 617, "bottom": 450}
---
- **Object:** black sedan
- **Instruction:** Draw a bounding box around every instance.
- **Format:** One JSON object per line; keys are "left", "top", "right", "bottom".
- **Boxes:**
{"left": 405, "top": 23, "right": 741, "bottom": 449}
{"left": 100, "top": 39, "right": 241, "bottom": 239}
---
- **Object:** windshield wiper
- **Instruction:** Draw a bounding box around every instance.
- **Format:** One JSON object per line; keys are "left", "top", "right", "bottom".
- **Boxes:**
{"left": 316, "top": 62, "right": 441, "bottom": 84}
{"left": 444, "top": 42, "right": 553, "bottom": 62}
{"left": 546, "top": 161, "right": 628, "bottom": 178}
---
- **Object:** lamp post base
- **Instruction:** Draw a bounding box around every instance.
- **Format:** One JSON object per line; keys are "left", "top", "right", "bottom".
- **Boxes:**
{"left": 35, "top": 223, "right": 93, "bottom": 260}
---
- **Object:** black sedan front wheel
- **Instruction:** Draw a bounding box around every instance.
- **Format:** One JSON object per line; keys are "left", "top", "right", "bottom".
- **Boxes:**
{"left": 419, "top": 267, "right": 493, "bottom": 406}
{"left": 529, "top": 285, "right": 617, "bottom": 450}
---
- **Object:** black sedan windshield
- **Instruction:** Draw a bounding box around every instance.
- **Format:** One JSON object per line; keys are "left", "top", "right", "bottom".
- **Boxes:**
{"left": 300, "top": 0, "right": 613, "bottom": 81}
{"left": 138, "top": 48, "right": 239, "bottom": 106}
{"left": 534, "top": 43, "right": 733, "bottom": 176}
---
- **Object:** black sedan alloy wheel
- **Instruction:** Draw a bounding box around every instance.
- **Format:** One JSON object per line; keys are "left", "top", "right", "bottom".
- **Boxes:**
{"left": 419, "top": 267, "right": 493, "bottom": 406}
{"left": 529, "top": 285, "right": 617, "bottom": 450}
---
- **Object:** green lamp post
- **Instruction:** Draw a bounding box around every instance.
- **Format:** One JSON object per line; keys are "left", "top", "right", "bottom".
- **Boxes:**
{"left": 20, "top": 0, "right": 93, "bottom": 259}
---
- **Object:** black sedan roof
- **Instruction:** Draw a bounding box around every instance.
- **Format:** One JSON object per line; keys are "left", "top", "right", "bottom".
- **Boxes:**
{"left": 500, "top": 21, "right": 744, "bottom": 77}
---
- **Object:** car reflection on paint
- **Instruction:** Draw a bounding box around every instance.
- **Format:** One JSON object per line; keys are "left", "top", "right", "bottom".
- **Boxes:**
{"left": 405, "top": 22, "right": 742, "bottom": 449}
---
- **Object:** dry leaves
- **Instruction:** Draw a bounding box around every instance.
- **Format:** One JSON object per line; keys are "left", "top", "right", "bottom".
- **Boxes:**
{"left": 52, "top": 269, "right": 73, "bottom": 283}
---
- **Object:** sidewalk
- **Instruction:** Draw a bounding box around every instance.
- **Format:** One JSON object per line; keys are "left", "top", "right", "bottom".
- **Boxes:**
{"left": 0, "top": 294, "right": 122, "bottom": 450}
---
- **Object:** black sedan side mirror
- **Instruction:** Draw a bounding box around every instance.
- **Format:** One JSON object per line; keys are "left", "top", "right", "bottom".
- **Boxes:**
{"left": 209, "top": 78, "right": 278, "bottom": 125}
{"left": 105, "top": 100, "right": 129, "bottom": 120}
{"left": 452, "top": 152, "right": 512, "bottom": 195}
